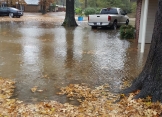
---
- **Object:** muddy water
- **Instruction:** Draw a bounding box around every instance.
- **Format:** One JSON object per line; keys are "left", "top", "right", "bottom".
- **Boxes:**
{"left": 0, "top": 21, "right": 150, "bottom": 104}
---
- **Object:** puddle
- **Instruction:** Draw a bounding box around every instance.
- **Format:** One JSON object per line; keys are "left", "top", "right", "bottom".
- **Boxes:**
{"left": 0, "top": 20, "right": 150, "bottom": 104}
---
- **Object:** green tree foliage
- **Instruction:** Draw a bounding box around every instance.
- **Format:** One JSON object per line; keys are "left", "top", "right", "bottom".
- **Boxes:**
{"left": 75, "top": 0, "right": 133, "bottom": 13}
{"left": 84, "top": 7, "right": 100, "bottom": 16}
{"left": 131, "top": 2, "right": 137, "bottom": 13}
{"left": 84, "top": 7, "right": 96, "bottom": 16}
{"left": 96, "top": 0, "right": 132, "bottom": 13}
{"left": 75, "top": 8, "right": 83, "bottom": 16}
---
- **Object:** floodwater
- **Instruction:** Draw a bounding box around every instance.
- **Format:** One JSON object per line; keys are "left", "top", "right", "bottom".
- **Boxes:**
{"left": 0, "top": 16, "right": 150, "bottom": 104}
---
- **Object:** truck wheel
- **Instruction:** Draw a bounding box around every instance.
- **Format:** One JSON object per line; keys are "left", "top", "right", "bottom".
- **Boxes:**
{"left": 92, "top": 26, "right": 97, "bottom": 29}
{"left": 112, "top": 22, "right": 117, "bottom": 30}
{"left": 126, "top": 20, "right": 129, "bottom": 25}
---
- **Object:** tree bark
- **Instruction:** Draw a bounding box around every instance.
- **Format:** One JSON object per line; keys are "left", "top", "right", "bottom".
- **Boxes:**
{"left": 42, "top": 0, "right": 47, "bottom": 14}
{"left": 123, "top": 0, "right": 162, "bottom": 102}
{"left": 62, "top": 0, "right": 78, "bottom": 27}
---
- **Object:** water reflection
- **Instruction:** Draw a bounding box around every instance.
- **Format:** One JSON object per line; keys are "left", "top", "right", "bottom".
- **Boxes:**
{"left": 0, "top": 21, "right": 149, "bottom": 104}
{"left": 65, "top": 27, "right": 75, "bottom": 68}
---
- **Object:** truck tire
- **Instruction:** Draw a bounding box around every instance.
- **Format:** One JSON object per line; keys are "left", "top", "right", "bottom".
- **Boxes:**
{"left": 92, "top": 26, "right": 97, "bottom": 29}
{"left": 126, "top": 20, "right": 129, "bottom": 25}
{"left": 112, "top": 22, "right": 117, "bottom": 30}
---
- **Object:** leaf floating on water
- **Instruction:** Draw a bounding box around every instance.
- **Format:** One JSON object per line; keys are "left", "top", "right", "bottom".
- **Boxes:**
{"left": 31, "top": 86, "right": 38, "bottom": 93}
{"left": 37, "top": 90, "right": 43, "bottom": 93}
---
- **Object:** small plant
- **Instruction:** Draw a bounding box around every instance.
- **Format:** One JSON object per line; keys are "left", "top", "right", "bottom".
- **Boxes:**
{"left": 75, "top": 8, "right": 83, "bottom": 16}
{"left": 120, "top": 25, "right": 135, "bottom": 39}
{"left": 84, "top": 7, "right": 96, "bottom": 16}
{"left": 95, "top": 8, "right": 101, "bottom": 14}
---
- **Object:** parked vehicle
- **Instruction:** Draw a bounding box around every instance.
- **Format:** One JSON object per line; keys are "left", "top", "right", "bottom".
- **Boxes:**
{"left": 0, "top": 7, "right": 23, "bottom": 18}
{"left": 88, "top": 7, "right": 129, "bottom": 29}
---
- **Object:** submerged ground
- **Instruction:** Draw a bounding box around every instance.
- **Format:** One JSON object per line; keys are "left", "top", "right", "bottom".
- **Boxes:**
{"left": 1, "top": 12, "right": 160, "bottom": 116}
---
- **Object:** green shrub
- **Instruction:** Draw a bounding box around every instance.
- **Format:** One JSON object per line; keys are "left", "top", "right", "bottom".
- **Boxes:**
{"left": 84, "top": 7, "right": 96, "bottom": 16}
{"left": 131, "top": 2, "right": 137, "bottom": 13}
{"left": 95, "top": 8, "right": 101, "bottom": 14}
{"left": 120, "top": 25, "right": 135, "bottom": 39}
{"left": 75, "top": 8, "right": 83, "bottom": 16}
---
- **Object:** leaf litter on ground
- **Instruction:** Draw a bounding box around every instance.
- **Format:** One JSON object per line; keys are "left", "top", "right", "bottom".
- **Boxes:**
{"left": 0, "top": 77, "right": 162, "bottom": 117}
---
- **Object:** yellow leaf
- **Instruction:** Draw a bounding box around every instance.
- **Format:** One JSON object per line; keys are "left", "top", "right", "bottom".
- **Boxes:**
{"left": 120, "top": 94, "right": 125, "bottom": 98}
{"left": 31, "top": 86, "right": 38, "bottom": 93}
{"left": 37, "top": 90, "right": 43, "bottom": 93}
{"left": 51, "top": 108, "right": 55, "bottom": 112}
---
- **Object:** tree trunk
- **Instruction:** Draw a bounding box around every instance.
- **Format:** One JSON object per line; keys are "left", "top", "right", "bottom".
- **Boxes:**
{"left": 123, "top": 0, "right": 162, "bottom": 102}
{"left": 62, "top": 0, "right": 78, "bottom": 27}
{"left": 42, "top": 0, "right": 46, "bottom": 14}
{"left": 7, "top": 0, "right": 9, "bottom": 7}
{"left": 85, "top": 0, "right": 87, "bottom": 8}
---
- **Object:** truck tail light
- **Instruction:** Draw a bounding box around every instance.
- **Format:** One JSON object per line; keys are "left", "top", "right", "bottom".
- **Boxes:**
{"left": 108, "top": 16, "right": 111, "bottom": 21}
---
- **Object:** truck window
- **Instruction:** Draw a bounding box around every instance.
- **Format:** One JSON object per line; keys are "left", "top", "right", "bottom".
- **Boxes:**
{"left": 100, "top": 8, "right": 118, "bottom": 14}
{"left": 119, "top": 9, "right": 125, "bottom": 15}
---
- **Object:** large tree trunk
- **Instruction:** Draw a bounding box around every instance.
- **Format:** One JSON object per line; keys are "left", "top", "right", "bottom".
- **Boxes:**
{"left": 123, "top": 0, "right": 162, "bottom": 102}
{"left": 62, "top": 0, "right": 78, "bottom": 27}
{"left": 42, "top": 0, "right": 46, "bottom": 14}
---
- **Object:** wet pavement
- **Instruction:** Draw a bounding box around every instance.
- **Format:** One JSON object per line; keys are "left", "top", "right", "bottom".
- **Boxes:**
{"left": 0, "top": 12, "right": 150, "bottom": 104}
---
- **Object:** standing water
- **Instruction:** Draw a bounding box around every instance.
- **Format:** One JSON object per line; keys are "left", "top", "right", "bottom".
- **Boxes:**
{"left": 0, "top": 18, "right": 150, "bottom": 104}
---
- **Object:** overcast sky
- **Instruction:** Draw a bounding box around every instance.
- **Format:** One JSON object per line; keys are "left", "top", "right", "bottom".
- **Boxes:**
{"left": 25, "top": 0, "right": 39, "bottom": 4}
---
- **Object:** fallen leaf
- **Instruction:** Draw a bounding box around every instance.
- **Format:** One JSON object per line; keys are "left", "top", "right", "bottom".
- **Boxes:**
{"left": 31, "top": 86, "right": 38, "bottom": 93}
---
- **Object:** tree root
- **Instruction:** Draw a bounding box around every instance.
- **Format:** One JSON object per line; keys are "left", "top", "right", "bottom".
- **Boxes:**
{"left": 122, "top": 79, "right": 142, "bottom": 94}
{"left": 123, "top": 79, "right": 162, "bottom": 102}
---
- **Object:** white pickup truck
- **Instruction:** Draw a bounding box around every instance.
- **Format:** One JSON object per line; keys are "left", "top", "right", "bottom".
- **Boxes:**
{"left": 88, "top": 7, "right": 129, "bottom": 29}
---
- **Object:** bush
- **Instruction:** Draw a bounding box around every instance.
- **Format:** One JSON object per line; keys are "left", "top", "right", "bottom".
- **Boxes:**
{"left": 84, "top": 7, "right": 97, "bottom": 16}
{"left": 95, "top": 8, "right": 101, "bottom": 14}
{"left": 131, "top": 2, "right": 137, "bottom": 13}
{"left": 75, "top": 8, "right": 83, "bottom": 16}
{"left": 120, "top": 25, "right": 135, "bottom": 39}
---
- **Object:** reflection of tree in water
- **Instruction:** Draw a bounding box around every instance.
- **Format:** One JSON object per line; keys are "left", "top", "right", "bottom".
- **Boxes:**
{"left": 64, "top": 27, "right": 98, "bottom": 85}
{"left": 39, "top": 34, "right": 54, "bottom": 59}
{"left": 65, "top": 28, "right": 75, "bottom": 68}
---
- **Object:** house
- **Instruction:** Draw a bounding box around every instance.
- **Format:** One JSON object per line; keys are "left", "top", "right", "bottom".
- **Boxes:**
{"left": 0, "top": 0, "right": 26, "bottom": 10}
{"left": 25, "top": 0, "right": 39, "bottom": 4}
{"left": 0, "top": 0, "right": 6, "bottom": 7}
{"left": 0, "top": 0, "right": 40, "bottom": 12}
{"left": 24, "top": 0, "right": 40, "bottom": 12}
{"left": 55, "top": 5, "right": 66, "bottom": 12}
{"left": 136, "top": 0, "right": 158, "bottom": 52}
{"left": 24, "top": 0, "right": 57, "bottom": 12}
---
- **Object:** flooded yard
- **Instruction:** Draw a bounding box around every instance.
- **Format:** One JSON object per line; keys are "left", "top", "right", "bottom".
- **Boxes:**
{"left": 0, "top": 13, "right": 150, "bottom": 104}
